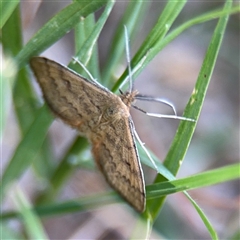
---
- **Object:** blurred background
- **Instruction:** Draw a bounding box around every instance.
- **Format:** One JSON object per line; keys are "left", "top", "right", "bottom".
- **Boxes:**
{"left": 3, "top": 1, "right": 239, "bottom": 239}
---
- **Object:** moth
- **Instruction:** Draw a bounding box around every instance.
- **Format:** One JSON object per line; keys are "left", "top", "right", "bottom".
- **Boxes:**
{"left": 30, "top": 57, "right": 146, "bottom": 212}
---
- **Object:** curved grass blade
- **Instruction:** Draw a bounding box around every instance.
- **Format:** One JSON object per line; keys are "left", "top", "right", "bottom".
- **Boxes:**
{"left": 112, "top": 3, "right": 239, "bottom": 93}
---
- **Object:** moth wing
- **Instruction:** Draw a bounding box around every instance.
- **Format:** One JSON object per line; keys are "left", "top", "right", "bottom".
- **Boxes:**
{"left": 30, "top": 57, "right": 112, "bottom": 130}
{"left": 92, "top": 116, "right": 146, "bottom": 212}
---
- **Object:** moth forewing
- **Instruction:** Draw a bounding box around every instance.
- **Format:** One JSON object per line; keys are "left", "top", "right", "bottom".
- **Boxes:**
{"left": 30, "top": 57, "right": 146, "bottom": 212}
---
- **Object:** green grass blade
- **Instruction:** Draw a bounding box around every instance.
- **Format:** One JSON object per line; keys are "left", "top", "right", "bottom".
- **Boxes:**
{"left": 185, "top": 193, "right": 218, "bottom": 240}
{"left": 111, "top": 2, "right": 239, "bottom": 93}
{"left": 146, "top": 163, "right": 239, "bottom": 197}
{"left": 1, "top": 192, "right": 120, "bottom": 220}
{"left": 102, "top": 0, "right": 150, "bottom": 86}
{"left": 2, "top": 5, "right": 38, "bottom": 131}
{"left": 15, "top": 0, "right": 108, "bottom": 67}
{"left": 160, "top": 5, "right": 240, "bottom": 53}
{"left": 34, "top": 3, "right": 115, "bottom": 204}
{"left": 112, "top": 0, "right": 187, "bottom": 92}
{"left": 165, "top": 0, "right": 233, "bottom": 177}
{"left": 0, "top": 0, "right": 19, "bottom": 29}
{"left": 0, "top": 55, "right": 17, "bottom": 138}
{"left": 0, "top": 105, "right": 53, "bottom": 200}
{"left": 69, "top": 0, "right": 115, "bottom": 81}
{"left": 2, "top": 5, "right": 55, "bottom": 179}
{"left": 146, "top": 0, "right": 233, "bottom": 233}
{"left": 12, "top": 186, "right": 49, "bottom": 239}
{"left": 74, "top": 14, "right": 101, "bottom": 80}
{"left": 2, "top": 4, "right": 22, "bottom": 56}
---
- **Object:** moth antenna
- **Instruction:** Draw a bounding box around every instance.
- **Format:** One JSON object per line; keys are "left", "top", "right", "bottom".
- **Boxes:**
{"left": 133, "top": 128, "right": 159, "bottom": 173}
{"left": 124, "top": 25, "right": 133, "bottom": 93}
{"left": 132, "top": 104, "right": 194, "bottom": 121}
{"left": 133, "top": 95, "right": 195, "bottom": 122}
{"left": 135, "top": 94, "right": 177, "bottom": 115}
{"left": 146, "top": 112, "right": 195, "bottom": 122}
{"left": 72, "top": 57, "right": 97, "bottom": 83}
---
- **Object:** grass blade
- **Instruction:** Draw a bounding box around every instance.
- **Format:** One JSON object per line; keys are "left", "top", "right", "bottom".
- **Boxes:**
{"left": 0, "top": 105, "right": 53, "bottom": 200}
{"left": 16, "top": 0, "right": 108, "bottom": 67}
{"left": 112, "top": 0, "right": 187, "bottom": 92}
{"left": 146, "top": 163, "right": 239, "bottom": 197}
{"left": 0, "top": 0, "right": 19, "bottom": 29}
{"left": 146, "top": 1, "right": 233, "bottom": 239}
{"left": 102, "top": 0, "right": 150, "bottom": 86}
{"left": 11, "top": 186, "right": 49, "bottom": 239}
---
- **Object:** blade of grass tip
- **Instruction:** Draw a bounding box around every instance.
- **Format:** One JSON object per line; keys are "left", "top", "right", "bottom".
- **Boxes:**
{"left": 146, "top": 163, "right": 240, "bottom": 198}
{"left": 160, "top": 5, "right": 240, "bottom": 55}
{"left": 112, "top": 0, "right": 187, "bottom": 92}
{"left": 15, "top": 0, "right": 108, "bottom": 68}
{"left": 112, "top": 3, "right": 239, "bottom": 93}
{"left": 11, "top": 186, "right": 49, "bottom": 239}
{"left": 185, "top": 192, "right": 218, "bottom": 240}
{"left": 102, "top": 0, "right": 150, "bottom": 86}
{"left": 0, "top": 105, "right": 53, "bottom": 202}
{"left": 0, "top": 0, "right": 19, "bottom": 29}
{"left": 147, "top": 0, "right": 233, "bottom": 224}
{"left": 69, "top": 0, "right": 115, "bottom": 80}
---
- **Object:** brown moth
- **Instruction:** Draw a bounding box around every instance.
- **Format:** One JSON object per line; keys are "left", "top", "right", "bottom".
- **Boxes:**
{"left": 30, "top": 57, "right": 146, "bottom": 212}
